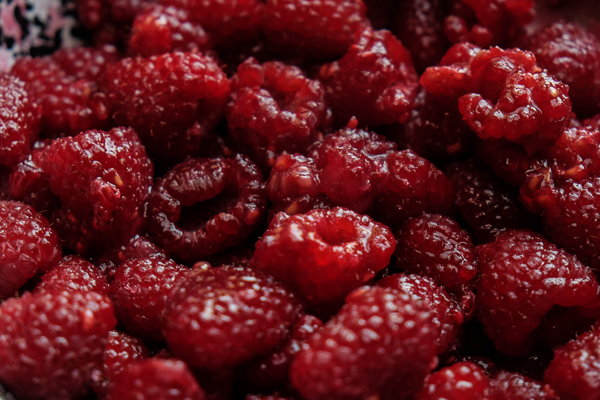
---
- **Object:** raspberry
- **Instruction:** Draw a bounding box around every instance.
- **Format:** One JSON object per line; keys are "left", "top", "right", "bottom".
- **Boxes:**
{"left": 475, "top": 229, "right": 599, "bottom": 356}
{"left": 528, "top": 22, "right": 600, "bottom": 117}
{"left": 585, "top": 114, "right": 600, "bottom": 129}
{"left": 0, "top": 73, "right": 41, "bottom": 168}
{"left": 290, "top": 285, "right": 442, "bottom": 400}
{"left": 129, "top": 5, "right": 212, "bottom": 57}
{"left": 163, "top": 264, "right": 300, "bottom": 370}
{"left": 110, "top": 256, "right": 188, "bottom": 340}
{"left": 96, "top": 234, "right": 167, "bottom": 278}
{"left": 475, "top": 139, "right": 536, "bottom": 187}
{"left": 108, "top": 358, "right": 206, "bottom": 400}
{"left": 318, "top": 28, "right": 420, "bottom": 127}
{"left": 0, "top": 290, "right": 116, "bottom": 400}
{"left": 414, "top": 361, "right": 491, "bottom": 400}
{"left": 91, "top": 330, "right": 149, "bottom": 399}
{"left": 261, "top": 0, "right": 370, "bottom": 61}
{"left": 535, "top": 305, "right": 598, "bottom": 351}
{"left": 490, "top": 371, "right": 558, "bottom": 399}
{"left": 51, "top": 45, "right": 120, "bottom": 82}
{"left": 252, "top": 207, "right": 395, "bottom": 305}
{"left": 36, "top": 255, "right": 108, "bottom": 296}
{"left": 145, "top": 155, "right": 267, "bottom": 261}
{"left": 227, "top": 58, "right": 329, "bottom": 169}
{"left": 0, "top": 201, "right": 62, "bottom": 299}
{"left": 98, "top": 52, "right": 230, "bottom": 162}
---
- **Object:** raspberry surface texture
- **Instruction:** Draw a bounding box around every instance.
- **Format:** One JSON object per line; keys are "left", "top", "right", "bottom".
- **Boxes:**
{"left": 414, "top": 361, "right": 491, "bottom": 400}
{"left": 36, "top": 255, "right": 108, "bottom": 296}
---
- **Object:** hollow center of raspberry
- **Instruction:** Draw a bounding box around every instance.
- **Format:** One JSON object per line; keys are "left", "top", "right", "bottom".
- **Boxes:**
{"left": 178, "top": 190, "right": 238, "bottom": 231}
{"left": 315, "top": 219, "right": 359, "bottom": 246}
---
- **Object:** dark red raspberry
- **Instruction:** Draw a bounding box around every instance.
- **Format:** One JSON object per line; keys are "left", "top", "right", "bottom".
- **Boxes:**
{"left": 252, "top": 207, "right": 395, "bottom": 305}
{"left": 490, "top": 371, "right": 558, "bottom": 400}
{"left": 261, "top": 0, "right": 370, "bottom": 61}
{"left": 98, "top": 52, "right": 230, "bottom": 162}
{"left": 318, "top": 28, "right": 420, "bottom": 128}
{"left": 91, "top": 330, "right": 149, "bottom": 399}
{"left": 108, "top": 358, "right": 206, "bottom": 400}
{"left": 374, "top": 150, "right": 456, "bottom": 228}
{"left": 290, "top": 285, "right": 442, "bottom": 400}
{"left": 475, "top": 229, "right": 599, "bottom": 356}
{"left": 0, "top": 73, "right": 41, "bottom": 168}
{"left": 77, "top": 0, "right": 110, "bottom": 29}
{"left": 544, "top": 326, "right": 600, "bottom": 400}
{"left": 227, "top": 58, "right": 329, "bottom": 169}
{"left": 145, "top": 155, "right": 266, "bottom": 261}
{"left": 96, "top": 234, "right": 167, "bottom": 278}
{"left": 51, "top": 45, "right": 120, "bottom": 82}
{"left": 36, "top": 255, "right": 108, "bottom": 296}
{"left": 129, "top": 5, "right": 212, "bottom": 56}
{"left": 0, "top": 289, "right": 116, "bottom": 400}
{"left": 0, "top": 201, "right": 61, "bottom": 299}
{"left": 414, "top": 361, "right": 491, "bottom": 400}
{"left": 528, "top": 22, "right": 600, "bottom": 117}
{"left": 535, "top": 305, "right": 598, "bottom": 351}
{"left": 163, "top": 264, "right": 300, "bottom": 370}
{"left": 110, "top": 256, "right": 188, "bottom": 340}
{"left": 475, "top": 139, "right": 536, "bottom": 187}
{"left": 446, "top": 159, "right": 532, "bottom": 243}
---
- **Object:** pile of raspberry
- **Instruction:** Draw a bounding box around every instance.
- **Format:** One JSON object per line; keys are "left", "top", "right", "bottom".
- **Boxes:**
{"left": 2, "top": 0, "right": 600, "bottom": 399}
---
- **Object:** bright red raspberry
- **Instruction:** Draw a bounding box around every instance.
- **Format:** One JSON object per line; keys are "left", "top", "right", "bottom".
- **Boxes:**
{"left": 0, "top": 201, "right": 62, "bottom": 299}
{"left": 475, "top": 229, "right": 599, "bottom": 356}
{"left": 51, "top": 45, "right": 120, "bottom": 81}
{"left": 252, "top": 207, "right": 395, "bottom": 305}
{"left": 145, "top": 155, "right": 266, "bottom": 261}
{"left": 163, "top": 264, "right": 300, "bottom": 370}
{"left": 0, "top": 73, "right": 41, "bottom": 168}
{"left": 0, "top": 290, "right": 116, "bottom": 400}
{"left": 108, "top": 358, "right": 206, "bottom": 400}
{"left": 98, "top": 52, "right": 230, "bottom": 162}
{"left": 414, "top": 361, "right": 491, "bottom": 400}
{"left": 227, "top": 58, "right": 330, "bottom": 169}
{"left": 318, "top": 28, "right": 420, "bottom": 127}
{"left": 290, "top": 285, "right": 442, "bottom": 400}
{"left": 110, "top": 256, "right": 188, "bottom": 340}
{"left": 91, "top": 330, "right": 149, "bottom": 399}
{"left": 36, "top": 255, "right": 108, "bottom": 296}
{"left": 261, "top": 0, "right": 370, "bottom": 61}
{"left": 129, "top": 5, "right": 212, "bottom": 57}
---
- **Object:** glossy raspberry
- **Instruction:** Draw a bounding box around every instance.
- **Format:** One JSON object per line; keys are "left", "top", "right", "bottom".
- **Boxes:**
{"left": 0, "top": 290, "right": 116, "bottom": 400}
{"left": 91, "top": 330, "right": 149, "bottom": 399}
{"left": 261, "top": 0, "right": 370, "bottom": 61}
{"left": 0, "top": 73, "right": 41, "bottom": 168}
{"left": 110, "top": 256, "right": 188, "bottom": 340}
{"left": 36, "top": 255, "right": 108, "bottom": 296}
{"left": 290, "top": 285, "right": 441, "bottom": 400}
{"left": 145, "top": 155, "right": 266, "bottom": 261}
{"left": 252, "top": 207, "right": 395, "bottom": 304}
{"left": 528, "top": 22, "right": 600, "bottom": 117}
{"left": 99, "top": 52, "right": 230, "bottom": 162}
{"left": 51, "top": 45, "right": 120, "bottom": 81}
{"left": 414, "top": 361, "right": 491, "bottom": 400}
{"left": 490, "top": 371, "right": 558, "bottom": 400}
{"left": 318, "top": 28, "right": 419, "bottom": 127}
{"left": 129, "top": 5, "right": 212, "bottom": 57}
{"left": 0, "top": 201, "right": 61, "bottom": 299}
{"left": 108, "top": 358, "right": 206, "bottom": 400}
{"left": 227, "top": 58, "right": 329, "bottom": 169}
{"left": 163, "top": 264, "right": 300, "bottom": 370}
{"left": 475, "top": 229, "right": 599, "bottom": 356}
{"left": 96, "top": 234, "right": 167, "bottom": 276}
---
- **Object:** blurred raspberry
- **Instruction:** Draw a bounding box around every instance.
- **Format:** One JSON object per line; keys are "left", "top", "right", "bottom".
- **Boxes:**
{"left": 490, "top": 371, "right": 558, "bottom": 399}
{"left": 36, "top": 255, "right": 108, "bottom": 296}
{"left": 51, "top": 45, "right": 120, "bottom": 81}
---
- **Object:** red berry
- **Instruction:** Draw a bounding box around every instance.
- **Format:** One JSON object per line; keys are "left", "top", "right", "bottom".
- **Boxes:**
{"left": 490, "top": 371, "right": 558, "bottom": 400}
{"left": 51, "top": 45, "right": 120, "bottom": 82}
{"left": 36, "top": 255, "right": 108, "bottom": 296}
{"left": 414, "top": 361, "right": 490, "bottom": 400}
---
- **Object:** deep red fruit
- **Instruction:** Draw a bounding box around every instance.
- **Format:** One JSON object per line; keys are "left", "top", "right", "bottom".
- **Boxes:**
{"left": 227, "top": 58, "right": 329, "bottom": 169}
{"left": 96, "top": 234, "right": 167, "bottom": 278}
{"left": 36, "top": 255, "right": 108, "bottom": 296}
{"left": 290, "top": 285, "right": 442, "bottom": 400}
{"left": 0, "top": 73, "right": 41, "bottom": 168}
{"left": 145, "top": 155, "right": 266, "bottom": 261}
{"left": 129, "top": 5, "right": 212, "bottom": 57}
{"left": 0, "top": 290, "right": 116, "bottom": 400}
{"left": 475, "top": 139, "right": 537, "bottom": 187}
{"left": 108, "top": 358, "right": 206, "bottom": 400}
{"left": 163, "top": 264, "right": 300, "bottom": 370}
{"left": 585, "top": 114, "right": 600, "bottom": 129}
{"left": 261, "top": 0, "right": 370, "bottom": 61}
{"left": 110, "top": 257, "right": 188, "bottom": 340}
{"left": 252, "top": 207, "right": 395, "bottom": 304}
{"left": 490, "top": 371, "right": 558, "bottom": 399}
{"left": 91, "top": 330, "right": 149, "bottom": 399}
{"left": 51, "top": 45, "right": 120, "bottom": 82}
{"left": 475, "top": 229, "right": 599, "bottom": 356}
{"left": 98, "top": 52, "right": 230, "bottom": 162}
{"left": 414, "top": 361, "right": 490, "bottom": 400}
{"left": 318, "top": 28, "right": 420, "bottom": 127}
{"left": 0, "top": 201, "right": 61, "bottom": 299}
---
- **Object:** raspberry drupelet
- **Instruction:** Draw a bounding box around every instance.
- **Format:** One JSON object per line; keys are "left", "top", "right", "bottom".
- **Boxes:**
{"left": 162, "top": 264, "right": 300, "bottom": 370}
{"left": 475, "top": 229, "right": 599, "bottom": 356}
{"left": 317, "top": 28, "right": 420, "bottom": 128}
{"left": 0, "top": 201, "right": 62, "bottom": 299}
{"left": 227, "top": 58, "right": 330, "bottom": 169}
{"left": 261, "top": 0, "right": 370, "bottom": 62}
{"left": 414, "top": 361, "right": 491, "bottom": 400}
{"left": 252, "top": 207, "right": 395, "bottom": 305}
{"left": 98, "top": 52, "right": 230, "bottom": 162}
{"left": 145, "top": 155, "right": 267, "bottom": 261}
{"left": 36, "top": 255, "right": 108, "bottom": 296}
{"left": 0, "top": 289, "right": 116, "bottom": 400}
